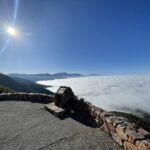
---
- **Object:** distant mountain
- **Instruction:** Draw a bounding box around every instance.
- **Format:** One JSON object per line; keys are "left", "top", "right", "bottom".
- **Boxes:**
{"left": 8, "top": 72, "right": 82, "bottom": 82}
{"left": 86, "top": 74, "right": 100, "bottom": 76}
{"left": 0, "top": 73, "right": 53, "bottom": 95}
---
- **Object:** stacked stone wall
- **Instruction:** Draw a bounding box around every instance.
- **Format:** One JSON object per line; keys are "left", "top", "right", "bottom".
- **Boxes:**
{"left": 0, "top": 93, "right": 54, "bottom": 104}
{"left": 73, "top": 99, "right": 150, "bottom": 150}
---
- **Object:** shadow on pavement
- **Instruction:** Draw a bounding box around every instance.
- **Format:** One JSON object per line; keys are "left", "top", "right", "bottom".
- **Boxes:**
{"left": 56, "top": 111, "right": 98, "bottom": 128}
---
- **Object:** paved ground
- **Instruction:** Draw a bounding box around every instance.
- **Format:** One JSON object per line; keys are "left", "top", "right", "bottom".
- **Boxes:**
{"left": 0, "top": 101, "right": 122, "bottom": 150}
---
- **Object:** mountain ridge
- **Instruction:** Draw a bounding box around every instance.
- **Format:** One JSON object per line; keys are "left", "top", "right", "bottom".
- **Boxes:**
{"left": 8, "top": 72, "right": 83, "bottom": 82}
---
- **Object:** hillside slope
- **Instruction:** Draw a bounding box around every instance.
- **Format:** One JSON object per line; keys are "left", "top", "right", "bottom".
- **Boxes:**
{"left": 0, "top": 73, "right": 53, "bottom": 95}
{"left": 0, "top": 85, "right": 15, "bottom": 93}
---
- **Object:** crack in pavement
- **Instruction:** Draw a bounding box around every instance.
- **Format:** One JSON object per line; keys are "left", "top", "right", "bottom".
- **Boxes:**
{"left": 37, "top": 134, "right": 77, "bottom": 150}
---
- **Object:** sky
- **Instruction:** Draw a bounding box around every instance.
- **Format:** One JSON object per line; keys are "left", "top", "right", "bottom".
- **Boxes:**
{"left": 0, "top": 0, "right": 150, "bottom": 74}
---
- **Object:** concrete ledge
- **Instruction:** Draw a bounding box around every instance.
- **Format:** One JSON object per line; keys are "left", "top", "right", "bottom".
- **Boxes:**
{"left": 45, "top": 102, "right": 65, "bottom": 117}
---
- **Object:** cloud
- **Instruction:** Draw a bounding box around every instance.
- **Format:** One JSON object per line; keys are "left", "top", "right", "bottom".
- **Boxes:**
{"left": 37, "top": 75, "right": 150, "bottom": 114}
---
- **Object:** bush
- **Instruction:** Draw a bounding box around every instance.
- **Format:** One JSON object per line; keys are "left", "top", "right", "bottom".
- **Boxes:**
{"left": 111, "top": 111, "right": 150, "bottom": 131}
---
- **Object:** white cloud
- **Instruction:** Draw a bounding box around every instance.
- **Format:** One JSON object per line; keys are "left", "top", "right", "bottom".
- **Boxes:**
{"left": 37, "top": 75, "right": 150, "bottom": 114}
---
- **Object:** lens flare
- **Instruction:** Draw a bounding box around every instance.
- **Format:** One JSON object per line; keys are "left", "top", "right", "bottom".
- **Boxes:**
{"left": 7, "top": 27, "right": 17, "bottom": 36}
{"left": 0, "top": 0, "right": 20, "bottom": 55}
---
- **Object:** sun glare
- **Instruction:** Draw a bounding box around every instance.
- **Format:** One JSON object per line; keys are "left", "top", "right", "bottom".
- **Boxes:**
{"left": 7, "top": 27, "right": 17, "bottom": 36}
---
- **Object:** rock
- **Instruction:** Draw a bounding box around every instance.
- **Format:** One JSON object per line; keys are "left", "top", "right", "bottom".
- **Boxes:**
{"left": 107, "top": 122, "right": 116, "bottom": 133}
{"left": 126, "top": 130, "right": 144, "bottom": 144}
{"left": 105, "top": 116, "right": 117, "bottom": 124}
{"left": 55, "top": 86, "right": 76, "bottom": 109}
{"left": 100, "top": 122, "right": 110, "bottom": 133}
{"left": 124, "top": 141, "right": 138, "bottom": 150}
{"left": 89, "top": 105, "right": 97, "bottom": 116}
{"left": 100, "top": 111, "right": 114, "bottom": 122}
{"left": 138, "top": 128, "right": 150, "bottom": 137}
{"left": 98, "top": 117, "right": 104, "bottom": 126}
{"left": 137, "top": 140, "right": 150, "bottom": 150}
{"left": 116, "top": 125, "right": 128, "bottom": 141}
{"left": 94, "top": 110, "right": 101, "bottom": 119}
{"left": 97, "top": 107, "right": 104, "bottom": 113}
{"left": 113, "top": 117, "right": 129, "bottom": 127}
{"left": 95, "top": 118, "right": 99, "bottom": 125}
{"left": 126, "top": 123, "right": 136, "bottom": 131}
{"left": 111, "top": 132, "right": 123, "bottom": 146}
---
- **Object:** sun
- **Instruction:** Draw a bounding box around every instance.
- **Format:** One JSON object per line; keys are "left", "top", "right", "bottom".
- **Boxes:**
{"left": 7, "top": 27, "right": 17, "bottom": 36}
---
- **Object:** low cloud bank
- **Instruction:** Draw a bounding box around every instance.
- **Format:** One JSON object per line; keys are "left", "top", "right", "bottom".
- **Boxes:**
{"left": 37, "top": 75, "right": 150, "bottom": 114}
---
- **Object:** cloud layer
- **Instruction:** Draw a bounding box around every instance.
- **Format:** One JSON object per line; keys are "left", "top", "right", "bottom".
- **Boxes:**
{"left": 37, "top": 75, "right": 150, "bottom": 114}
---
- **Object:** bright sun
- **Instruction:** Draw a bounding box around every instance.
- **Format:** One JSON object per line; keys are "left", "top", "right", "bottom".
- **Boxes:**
{"left": 7, "top": 27, "right": 17, "bottom": 36}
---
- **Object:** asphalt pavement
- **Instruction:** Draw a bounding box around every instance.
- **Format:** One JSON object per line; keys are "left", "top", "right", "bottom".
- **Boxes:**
{"left": 0, "top": 101, "right": 122, "bottom": 150}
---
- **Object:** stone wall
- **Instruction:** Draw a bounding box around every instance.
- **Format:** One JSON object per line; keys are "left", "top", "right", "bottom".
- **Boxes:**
{"left": 0, "top": 93, "right": 54, "bottom": 104}
{"left": 73, "top": 99, "right": 150, "bottom": 150}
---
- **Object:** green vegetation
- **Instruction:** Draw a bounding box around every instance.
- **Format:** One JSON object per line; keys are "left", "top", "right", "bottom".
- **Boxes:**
{"left": 111, "top": 111, "right": 150, "bottom": 131}
{"left": 0, "top": 85, "right": 15, "bottom": 93}
{"left": 0, "top": 73, "right": 53, "bottom": 95}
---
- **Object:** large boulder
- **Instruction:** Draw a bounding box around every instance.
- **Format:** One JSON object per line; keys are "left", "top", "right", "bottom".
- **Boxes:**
{"left": 55, "top": 86, "right": 77, "bottom": 109}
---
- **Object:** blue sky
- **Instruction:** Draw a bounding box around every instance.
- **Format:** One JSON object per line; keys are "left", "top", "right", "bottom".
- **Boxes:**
{"left": 0, "top": 0, "right": 150, "bottom": 74}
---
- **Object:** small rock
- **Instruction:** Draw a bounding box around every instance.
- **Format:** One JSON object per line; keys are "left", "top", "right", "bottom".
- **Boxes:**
{"left": 116, "top": 125, "right": 128, "bottom": 141}
{"left": 138, "top": 128, "right": 150, "bottom": 137}
{"left": 105, "top": 116, "right": 117, "bottom": 124}
{"left": 100, "top": 111, "right": 114, "bottom": 122}
{"left": 111, "top": 132, "right": 123, "bottom": 146}
{"left": 100, "top": 122, "right": 110, "bottom": 133}
{"left": 94, "top": 110, "right": 101, "bottom": 118}
{"left": 136, "top": 140, "right": 150, "bottom": 150}
{"left": 107, "top": 122, "right": 116, "bottom": 133}
{"left": 123, "top": 141, "right": 138, "bottom": 150}
{"left": 113, "top": 117, "right": 129, "bottom": 127}
{"left": 126, "top": 130, "right": 144, "bottom": 144}
{"left": 98, "top": 117, "right": 104, "bottom": 126}
{"left": 126, "top": 123, "right": 135, "bottom": 131}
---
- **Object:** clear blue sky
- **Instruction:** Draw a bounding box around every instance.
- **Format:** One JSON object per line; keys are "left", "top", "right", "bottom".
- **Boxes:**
{"left": 0, "top": 0, "right": 150, "bottom": 74}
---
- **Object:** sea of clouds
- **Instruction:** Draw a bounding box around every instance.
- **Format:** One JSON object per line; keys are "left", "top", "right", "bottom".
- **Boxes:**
{"left": 37, "top": 75, "right": 150, "bottom": 114}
